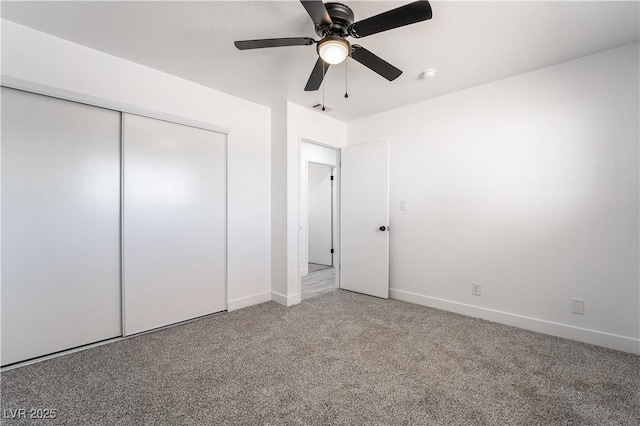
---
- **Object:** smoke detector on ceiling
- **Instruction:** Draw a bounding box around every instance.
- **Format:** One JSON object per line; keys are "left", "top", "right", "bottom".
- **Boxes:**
{"left": 420, "top": 68, "right": 437, "bottom": 79}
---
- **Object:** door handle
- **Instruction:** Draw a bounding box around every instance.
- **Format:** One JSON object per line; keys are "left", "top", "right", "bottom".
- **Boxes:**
{"left": 379, "top": 226, "right": 389, "bottom": 232}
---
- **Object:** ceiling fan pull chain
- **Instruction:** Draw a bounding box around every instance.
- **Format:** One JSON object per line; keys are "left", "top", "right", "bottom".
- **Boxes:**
{"left": 322, "top": 60, "right": 326, "bottom": 111}
{"left": 345, "top": 58, "right": 349, "bottom": 99}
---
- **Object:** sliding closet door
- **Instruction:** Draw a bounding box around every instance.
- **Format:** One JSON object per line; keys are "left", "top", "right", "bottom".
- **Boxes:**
{"left": 123, "top": 113, "right": 226, "bottom": 335}
{"left": 1, "top": 87, "right": 121, "bottom": 366}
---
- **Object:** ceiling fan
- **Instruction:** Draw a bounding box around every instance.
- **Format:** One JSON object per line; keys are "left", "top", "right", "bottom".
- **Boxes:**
{"left": 234, "top": 0, "right": 433, "bottom": 91}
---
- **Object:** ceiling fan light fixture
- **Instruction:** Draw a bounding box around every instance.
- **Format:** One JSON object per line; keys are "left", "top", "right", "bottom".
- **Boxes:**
{"left": 318, "top": 37, "right": 350, "bottom": 65}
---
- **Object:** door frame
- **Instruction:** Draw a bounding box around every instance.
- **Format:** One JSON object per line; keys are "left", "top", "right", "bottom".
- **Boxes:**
{"left": 298, "top": 139, "right": 341, "bottom": 298}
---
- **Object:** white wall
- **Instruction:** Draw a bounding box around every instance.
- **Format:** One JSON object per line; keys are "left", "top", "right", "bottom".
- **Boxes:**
{"left": 348, "top": 43, "right": 640, "bottom": 354}
{"left": 270, "top": 102, "right": 288, "bottom": 301}
{"left": 1, "top": 20, "right": 272, "bottom": 311}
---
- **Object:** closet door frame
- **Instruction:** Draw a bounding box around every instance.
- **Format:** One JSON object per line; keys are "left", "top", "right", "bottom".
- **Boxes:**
{"left": 2, "top": 76, "right": 229, "bottom": 135}
{"left": 1, "top": 77, "right": 229, "bottom": 364}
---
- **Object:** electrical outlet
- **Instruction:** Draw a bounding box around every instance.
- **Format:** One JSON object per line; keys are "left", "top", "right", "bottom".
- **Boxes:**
{"left": 400, "top": 200, "right": 408, "bottom": 211}
{"left": 571, "top": 298, "right": 584, "bottom": 315}
{"left": 472, "top": 282, "right": 481, "bottom": 296}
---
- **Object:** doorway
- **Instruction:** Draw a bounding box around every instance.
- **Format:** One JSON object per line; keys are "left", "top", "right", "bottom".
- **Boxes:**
{"left": 308, "top": 163, "right": 333, "bottom": 269}
{"left": 299, "top": 141, "right": 340, "bottom": 300}
{"left": 303, "top": 162, "right": 335, "bottom": 299}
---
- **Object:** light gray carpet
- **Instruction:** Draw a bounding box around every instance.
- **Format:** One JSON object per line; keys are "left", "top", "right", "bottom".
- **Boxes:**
{"left": 308, "top": 263, "right": 331, "bottom": 273}
{"left": 1, "top": 290, "right": 639, "bottom": 425}
{"left": 302, "top": 267, "right": 336, "bottom": 300}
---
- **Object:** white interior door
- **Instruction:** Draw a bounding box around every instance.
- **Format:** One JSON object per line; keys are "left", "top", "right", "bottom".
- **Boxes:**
{"left": 340, "top": 141, "right": 390, "bottom": 299}
{"left": 123, "top": 113, "right": 226, "bottom": 335}
{"left": 308, "top": 163, "right": 333, "bottom": 266}
{"left": 1, "top": 87, "right": 121, "bottom": 365}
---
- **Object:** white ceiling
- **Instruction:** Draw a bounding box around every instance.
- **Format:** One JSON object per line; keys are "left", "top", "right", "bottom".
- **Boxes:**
{"left": 2, "top": 1, "right": 638, "bottom": 122}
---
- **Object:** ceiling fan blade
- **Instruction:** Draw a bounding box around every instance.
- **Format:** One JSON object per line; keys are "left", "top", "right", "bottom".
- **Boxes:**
{"left": 351, "top": 45, "right": 402, "bottom": 81}
{"left": 234, "top": 37, "right": 315, "bottom": 50}
{"left": 304, "top": 57, "right": 330, "bottom": 91}
{"left": 300, "top": 0, "right": 333, "bottom": 27}
{"left": 348, "top": 1, "right": 432, "bottom": 38}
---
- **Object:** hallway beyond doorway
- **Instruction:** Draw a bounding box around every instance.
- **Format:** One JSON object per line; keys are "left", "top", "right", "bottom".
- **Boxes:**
{"left": 301, "top": 267, "right": 336, "bottom": 300}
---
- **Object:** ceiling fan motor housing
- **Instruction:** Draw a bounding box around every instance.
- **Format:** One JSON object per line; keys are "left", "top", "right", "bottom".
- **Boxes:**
{"left": 316, "top": 3, "right": 355, "bottom": 37}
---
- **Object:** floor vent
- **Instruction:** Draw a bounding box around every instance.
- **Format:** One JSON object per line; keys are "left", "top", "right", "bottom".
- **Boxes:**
{"left": 311, "top": 103, "right": 332, "bottom": 112}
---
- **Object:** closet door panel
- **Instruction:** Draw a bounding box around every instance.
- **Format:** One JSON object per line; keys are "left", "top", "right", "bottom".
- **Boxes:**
{"left": 123, "top": 113, "right": 226, "bottom": 335}
{"left": 1, "top": 87, "right": 122, "bottom": 366}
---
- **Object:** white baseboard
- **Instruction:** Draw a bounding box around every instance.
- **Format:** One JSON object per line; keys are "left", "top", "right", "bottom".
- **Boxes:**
{"left": 390, "top": 288, "right": 640, "bottom": 355}
{"left": 290, "top": 292, "right": 302, "bottom": 306}
{"left": 271, "top": 291, "right": 301, "bottom": 307}
{"left": 227, "top": 291, "right": 271, "bottom": 312}
{"left": 300, "top": 268, "right": 309, "bottom": 277}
